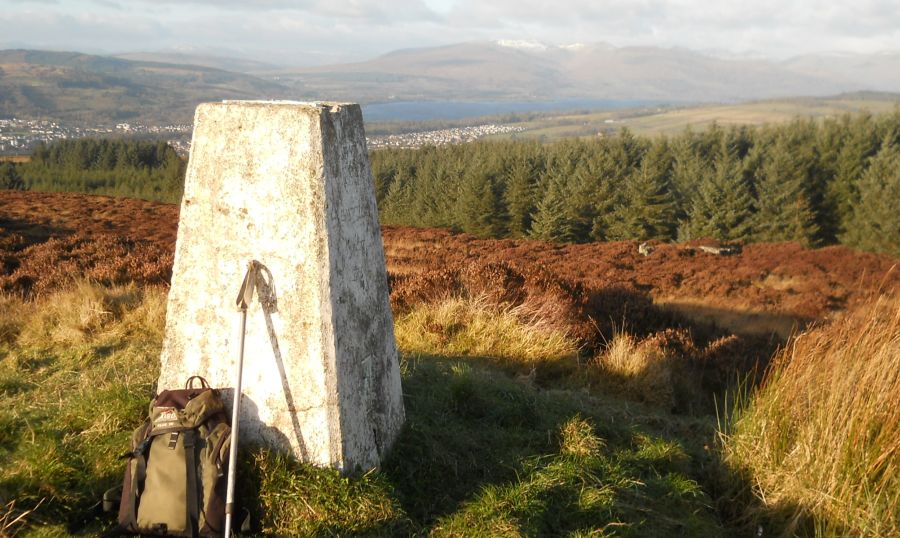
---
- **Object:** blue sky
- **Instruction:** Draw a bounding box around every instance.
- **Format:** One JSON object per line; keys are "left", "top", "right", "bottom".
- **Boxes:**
{"left": 1, "top": 0, "right": 898, "bottom": 66}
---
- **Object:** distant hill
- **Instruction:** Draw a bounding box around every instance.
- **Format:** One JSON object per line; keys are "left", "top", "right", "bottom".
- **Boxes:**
{"left": 0, "top": 49, "right": 292, "bottom": 125}
{"left": 2, "top": 44, "right": 899, "bottom": 126}
{"left": 278, "top": 41, "right": 900, "bottom": 103}
{"left": 113, "top": 51, "right": 279, "bottom": 74}
{"left": 782, "top": 52, "right": 900, "bottom": 92}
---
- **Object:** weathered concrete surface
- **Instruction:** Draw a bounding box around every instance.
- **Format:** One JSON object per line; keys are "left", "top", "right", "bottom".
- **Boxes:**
{"left": 157, "top": 101, "right": 405, "bottom": 472}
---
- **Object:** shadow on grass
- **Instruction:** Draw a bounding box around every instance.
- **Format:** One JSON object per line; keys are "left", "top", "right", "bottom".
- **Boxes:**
{"left": 378, "top": 353, "right": 729, "bottom": 535}
{"left": 708, "top": 459, "right": 849, "bottom": 538}
{"left": 381, "top": 352, "right": 848, "bottom": 537}
{"left": 382, "top": 355, "right": 545, "bottom": 525}
{"left": 223, "top": 351, "right": 732, "bottom": 535}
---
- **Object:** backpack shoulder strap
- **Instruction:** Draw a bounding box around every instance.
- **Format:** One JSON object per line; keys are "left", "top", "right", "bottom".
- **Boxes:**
{"left": 184, "top": 429, "right": 200, "bottom": 538}
{"left": 118, "top": 420, "right": 152, "bottom": 532}
{"left": 121, "top": 449, "right": 147, "bottom": 531}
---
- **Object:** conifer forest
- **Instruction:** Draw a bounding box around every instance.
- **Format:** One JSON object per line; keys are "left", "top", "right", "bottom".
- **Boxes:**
{"left": 5, "top": 111, "right": 899, "bottom": 257}
{"left": 371, "top": 112, "right": 900, "bottom": 256}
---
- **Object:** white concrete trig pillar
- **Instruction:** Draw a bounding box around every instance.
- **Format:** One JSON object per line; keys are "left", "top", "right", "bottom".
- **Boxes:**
{"left": 157, "top": 101, "right": 405, "bottom": 472}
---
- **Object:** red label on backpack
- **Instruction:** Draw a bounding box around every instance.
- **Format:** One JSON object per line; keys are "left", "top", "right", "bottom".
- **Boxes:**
{"left": 154, "top": 407, "right": 180, "bottom": 429}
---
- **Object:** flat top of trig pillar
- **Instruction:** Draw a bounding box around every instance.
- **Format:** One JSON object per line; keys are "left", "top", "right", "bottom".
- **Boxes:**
{"left": 218, "top": 100, "right": 357, "bottom": 108}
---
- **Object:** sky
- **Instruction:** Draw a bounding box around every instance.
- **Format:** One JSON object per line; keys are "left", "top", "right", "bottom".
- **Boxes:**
{"left": 1, "top": 0, "right": 898, "bottom": 66}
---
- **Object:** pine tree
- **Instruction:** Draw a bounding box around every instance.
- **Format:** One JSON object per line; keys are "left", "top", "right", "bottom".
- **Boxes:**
{"left": 370, "top": 150, "right": 399, "bottom": 203}
{"left": 565, "top": 164, "right": 603, "bottom": 242}
{"left": 542, "top": 146, "right": 596, "bottom": 242}
{"left": 829, "top": 113, "right": 880, "bottom": 237}
{"left": 585, "top": 136, "right": 639, "bottom": 241}
{"left": 788, "top": 120, "right": 826, "bottom": 243}
{"left": 504, "top": 158, "right": 538, "bottom": 238}
{"left": 669, "top": 131, "right": 708, "bottom": 222}
{"left": 680, "top": 138, "right": 755, "bottom": 242}
{"left": 814, "top": 117, "right": 846, "bottom": 242}
{"left": 753, "top": 132, "right": 820, "bottom": 245}
{"left": 530, "top": 173, "right": 578, "bottom": 242}
{"left": 380, "top": 169, "right": 416, "bottom": 226}
{"left": 455, "top": 170, "right": 506, "bottom": 238}
{"left": 841, "top": 140, "right": 900, "bottom": 256}
{"left": 1, "top": 162, "right": 24, "bottom": 190}
{"left": 605, "top": 139, "right": 676, "bottom": 241}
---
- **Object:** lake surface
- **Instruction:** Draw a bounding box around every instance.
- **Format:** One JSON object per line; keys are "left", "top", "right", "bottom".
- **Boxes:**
{"left": 361, "top": 99, "right": 667, "bottom": 122}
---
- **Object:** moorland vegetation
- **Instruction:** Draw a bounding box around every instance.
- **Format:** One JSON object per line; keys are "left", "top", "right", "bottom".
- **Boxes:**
{"left": 0, "top": 109, "right": 898, "bottom": 535}
{"left": 0, "top": 188, "right": 897, "bottom": 535}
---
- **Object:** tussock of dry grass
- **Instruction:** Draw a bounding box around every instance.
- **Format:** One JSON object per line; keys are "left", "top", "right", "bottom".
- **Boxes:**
{"left": 722, "top": 298, "right": 900, "bottom": 536}
{"left": 591, "top": 332, "right": 678, "bottom": 408}
{"left": 394, "top": 295, "right": 579, "bottom": 365}
{"left": 558, "top": 415, "right": 605, "bottom": 458}
{"left": 0, "top": 296, "right": 24, "bottom": 346}
{"left": 14, "top": 281, "right": 167, "bottom": 347}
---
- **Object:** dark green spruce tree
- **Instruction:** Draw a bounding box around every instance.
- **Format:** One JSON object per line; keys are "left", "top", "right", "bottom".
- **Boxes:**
{"left": 605, "top": 138, "right": 676, "bottom": 241}
{"left": 530, "top": 172, "right": 578, "bottom": 242}
{"left": 753, "top": 132, "right": 820, "bottom": 245}
{"left": 379, "top": 168, "right": 417, "bottom": 226}
{"left": 680, "top": 138, "right": 755, "bottom": 242}
{"left": 828, "top": 113, "right": 880, "bottom": 237}
{"left": 840, "top": 140, "right": 900, "bottom": 256}
{"left": 669, "top": 131, "right": 709, "bottom": 222}
{"left": 1, "top": 162, "right": 24, "bottom": 190}
{"left": 455, "top": 170, "right": 507, "bottom": 238}
{"left": 587, "top": 133, "right": 643, "bottom": 241}
{"left": 503, "top": 158, "right": 539, "bottom": 238}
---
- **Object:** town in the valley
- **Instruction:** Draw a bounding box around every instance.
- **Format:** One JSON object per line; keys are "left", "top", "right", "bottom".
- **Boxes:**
{"left": 0, "top": 116, "right": 524, "bottom": 156}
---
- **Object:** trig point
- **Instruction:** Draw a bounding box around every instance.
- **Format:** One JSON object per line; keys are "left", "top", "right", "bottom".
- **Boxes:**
{"left": 157, "top": 101, "right": 405, "bottom": 472}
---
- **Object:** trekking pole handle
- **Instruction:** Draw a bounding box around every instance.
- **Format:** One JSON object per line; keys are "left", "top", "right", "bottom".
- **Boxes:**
{"left": 236, "top": 260, "right": 259, "bottom": 311}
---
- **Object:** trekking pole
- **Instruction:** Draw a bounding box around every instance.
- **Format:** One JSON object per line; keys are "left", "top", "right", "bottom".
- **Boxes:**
{"left": 224, "top": 260, "right": 259, "bottom": 538}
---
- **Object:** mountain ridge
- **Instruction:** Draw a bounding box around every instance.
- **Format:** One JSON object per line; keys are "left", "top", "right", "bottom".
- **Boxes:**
{"left": 1, "top": 43, "right": 899, "bottom": 125}
{"left": 0, "top": 49, "right": 291, "bottom": 124}
{"left": 282, "top": 41, "right": 900, "bottom": 102}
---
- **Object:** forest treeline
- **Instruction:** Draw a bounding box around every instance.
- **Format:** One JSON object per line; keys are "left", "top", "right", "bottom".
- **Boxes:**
{"left": 2, "top": 111, "right": 897, "bottom": 256}
{"left": 2, "top": 139, "right": 185, "bottom": 203}
{"left": 371, "top": 111, "right": 900, "bottom": 256}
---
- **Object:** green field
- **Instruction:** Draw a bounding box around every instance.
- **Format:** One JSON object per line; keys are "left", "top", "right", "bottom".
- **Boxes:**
{"left": 474, "top": 93, "right": 900, "bottom": 140}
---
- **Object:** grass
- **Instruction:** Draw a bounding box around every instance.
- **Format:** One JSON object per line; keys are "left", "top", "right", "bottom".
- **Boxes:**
{"left": 590, "top": 332, "right": 678, "bottom": 409}
{"left": 0, "top": 283, "right": 727, "bottom": 536}
{"left": 3, "top": 281, "right": 896, "bottom": 536}
{"left": 0, "top": 283, "right": 166, "bottom": 536}
{"left": 383, "top": 357, "right": 722, "bottom": 537}
{"left": 393, "top": 295, "right": 579, "bottom": 369}
{"left": 720, "top": 297, "right": 900, "bottom": 536}
{"left": 484, "top": 95, "right": 900, "bottom": 140}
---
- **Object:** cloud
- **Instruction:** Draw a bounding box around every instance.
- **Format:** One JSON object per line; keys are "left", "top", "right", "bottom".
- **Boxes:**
{"left": 439, "top": 0, "right": 900, "bottom": 56}
{"left": 1, "top": 0, "right": 897, "bottom": 65}
{"left": 109, "top": 0, "right": 441, "bottom": 22}
{"left": 0, "top": 9, "right": 170, "bottom": 53}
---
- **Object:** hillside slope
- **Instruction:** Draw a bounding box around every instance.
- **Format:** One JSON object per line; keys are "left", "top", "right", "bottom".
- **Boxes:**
{"left": 281, "top": 41, "right": 900, "bottom": 102}
{"left": 0, "top": 49, "right": 292, "bottom": 124}
{"left": 4, "top": 44, "right": 900, "bottom": 126}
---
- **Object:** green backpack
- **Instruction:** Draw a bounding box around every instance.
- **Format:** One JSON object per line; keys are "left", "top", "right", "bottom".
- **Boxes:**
{"left": 116, "top": 376, "right": 231, "bottom": 537}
